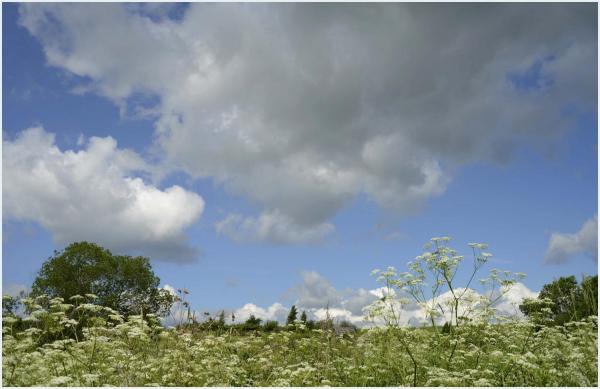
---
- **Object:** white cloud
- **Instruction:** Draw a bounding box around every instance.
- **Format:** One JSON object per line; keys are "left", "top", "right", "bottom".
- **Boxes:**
{"left": 17, "top": 3, "right": 596, "bottom": 243}
{"left": 3, "top": 127, "right": 204, "bottom": 262}
{"left": 312, "top": 307, "right": 365, "bottom": 325}
{"left": 234, "top": 302, "right": 289, "bottom": 323}
{"left": 492, "top": 282, "right": 539, "bottom": 318}
{"left": 545, "top": 215, "right": 598, "bottom": 264}
{"left": 216, "top": 211, "right": 333, "bottom": 244}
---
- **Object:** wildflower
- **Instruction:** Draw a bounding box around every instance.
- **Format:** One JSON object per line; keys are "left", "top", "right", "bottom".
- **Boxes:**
{"left": 22, "top": 316, "right": 40, "bottom": 323}
{"left": 473, "top": 378, "right": 493, "bottom": 386}
{"left": 48, "top": 376, "right": 73, "bottom": 386}
{"left": 82, "top": 374, "right": 100, "bottom": 384}
{"left": 3, "top": 316, "right": 18, "bottom": 324}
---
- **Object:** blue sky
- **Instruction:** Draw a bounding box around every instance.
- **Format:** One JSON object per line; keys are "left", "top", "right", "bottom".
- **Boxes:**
{"left": 2, "top": 3, "right": 597, "bottom": 322}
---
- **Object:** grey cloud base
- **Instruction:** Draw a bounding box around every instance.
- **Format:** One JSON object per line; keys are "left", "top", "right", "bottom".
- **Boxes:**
{"left": 17, "top": 3, "right": 597, "bottom": 244}
{"left": 545, "top": 215, "right": 598, "bottom": 264}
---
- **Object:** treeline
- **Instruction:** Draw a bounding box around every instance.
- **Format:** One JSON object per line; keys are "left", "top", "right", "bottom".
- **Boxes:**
{"left": 175, "top": 305, "right": 358, "bottom": 335}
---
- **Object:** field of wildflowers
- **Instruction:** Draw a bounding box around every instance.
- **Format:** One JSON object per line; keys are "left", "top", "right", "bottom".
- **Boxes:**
{"left": 2, "top": 238, "right": 598, "bottom": 386}
{"left": 2, "top": 298, "right": 597, "bottom": 387}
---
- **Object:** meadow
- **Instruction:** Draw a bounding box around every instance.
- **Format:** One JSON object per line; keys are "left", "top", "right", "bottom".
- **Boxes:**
{"left": 2, "top": 299, "right": 597, "bottom": 387}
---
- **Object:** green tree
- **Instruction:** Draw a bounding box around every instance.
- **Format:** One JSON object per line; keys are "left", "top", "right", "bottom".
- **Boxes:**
{"left": 243, "top": 315, "right": 262, "bottom": 331}
{"left": 520, "top": 275, "right": 598, "bottom": 325}
{"left": 578, "top": 275, "right": 598, "bottom": 318}
{"left": 300, "top": 310, "right": 307, "bottom": 323}
{"left": 539, "top": 276, "right": 578, "bottom": 325}
{"left": 31, "top": 242, "right": 174, "bottom": 318}
{"left": 286, "top": 305, "right": 298, "bottom": 325}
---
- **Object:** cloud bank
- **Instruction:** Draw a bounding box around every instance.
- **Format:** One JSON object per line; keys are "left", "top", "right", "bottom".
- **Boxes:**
{"left": 3, "top": 127, "right": 204, "bottom": 262}
{"left": 545, "top": 215, "right": 598, "bottom": 264}
{"left": 17, "top": 3, "right": 597, "bottom": 243}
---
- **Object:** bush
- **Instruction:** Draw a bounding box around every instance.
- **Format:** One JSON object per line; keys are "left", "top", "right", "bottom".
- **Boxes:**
{"left": 243, "top": 315, "right": 262, "bottom": 331}
{"left": 263, "top": 320, "right": 279, "bottom": 332}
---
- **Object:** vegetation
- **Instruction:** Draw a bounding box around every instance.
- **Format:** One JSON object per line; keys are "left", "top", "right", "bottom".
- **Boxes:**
{"left": 30, "top": 242, "right": 175, "bottom": 318}
{"left": 520, "top": 275, "right": 598, "bottom": 326}
{"left": 2, "top": 238, "right": 597, "bottom": 386}
{"left": 2, "top": 295, "right": 596, "bottom": 386}
{"left": 286, "top": 305, "right": 298, "bottom": 325}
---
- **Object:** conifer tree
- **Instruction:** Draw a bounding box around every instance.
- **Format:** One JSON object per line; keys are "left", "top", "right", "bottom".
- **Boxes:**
{"left": 286, "top": 305, "right": 298, "bottom": 325}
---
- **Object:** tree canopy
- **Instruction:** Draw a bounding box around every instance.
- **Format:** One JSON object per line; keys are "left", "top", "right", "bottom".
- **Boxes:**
{"left": 31, "top": 242, "right": 173, "bottom": 317}
{"left": 520, "top": 274, "right": 598, "bottom": 325}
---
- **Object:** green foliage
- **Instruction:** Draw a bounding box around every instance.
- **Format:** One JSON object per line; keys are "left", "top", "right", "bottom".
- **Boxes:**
{"left": 338, "top": 320, "right": 357, "bottom": 330}
{"left": 300, "top": 310, "right": 308, "bottom": 323}
{"left": 244, "top": 315, "right": 262, "bottom": 331}
{"left": 31, "top": 242, "right": 174, "bottom": 318}
{"left": 520, "top": 275, "right": 598, "bottom": 326}
{"left": 579, "top": 275, "right": 598, "bottom": 317}
{"left": 262, "top": 320, "right": 279, "bottom": 332}
{"left": 2, "top": 295, "right": 19, "bottom": 316}
{"left": 286, "top": 305, "right": 298, "bottom": 325}
{"left": 441, "top": 322, "right": 452, "bottom": 335}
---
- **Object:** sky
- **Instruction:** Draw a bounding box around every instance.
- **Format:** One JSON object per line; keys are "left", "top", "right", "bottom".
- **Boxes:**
{"left": 2, "top": 3, "right": 598, "bottom": 326}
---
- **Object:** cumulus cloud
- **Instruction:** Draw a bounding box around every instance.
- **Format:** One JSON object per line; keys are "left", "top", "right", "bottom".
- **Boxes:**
{"left": 292, "top": 271, "right": 344, "bottom": 308}
{"left": 3, "top": 127, "right": 204, "bottom": 262}
{"left": 545, "top": 215, "right": 598, "bottom": 264}
{"left": 18, "top": 3, "right": 597, "bottom": 242}
{"left": 492, "top": 282, "right": 539, "bottom": 317}
{"left": 234, "top": 303, "right": 289, "bottom": 324}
